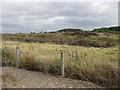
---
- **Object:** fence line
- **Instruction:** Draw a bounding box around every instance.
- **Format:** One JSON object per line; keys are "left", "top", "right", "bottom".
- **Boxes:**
{"left": 15, "top": 48, "right": 65, "bottom": 77}
{"left": 16, "top": 48, "right": 19, "bottom": 68}
{"left": 61, "top": 52, "right": 64, "bottom": 78}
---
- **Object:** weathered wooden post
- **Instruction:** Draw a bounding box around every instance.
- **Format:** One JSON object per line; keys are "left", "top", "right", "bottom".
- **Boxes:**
{"left": 61, "top": 52, "right": 64, "bottom": 77}
{"left": 16, "top": 47, "right": 19, "bottom": 68}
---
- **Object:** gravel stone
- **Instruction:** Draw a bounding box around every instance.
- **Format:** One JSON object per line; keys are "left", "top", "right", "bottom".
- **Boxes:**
{"left": 2, "top": 67, "right": 102, "bottom": 88}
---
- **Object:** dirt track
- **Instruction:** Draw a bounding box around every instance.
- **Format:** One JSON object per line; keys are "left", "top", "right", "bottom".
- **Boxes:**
{"left": 2, "top": 67, "right": 101, "bottom": 88}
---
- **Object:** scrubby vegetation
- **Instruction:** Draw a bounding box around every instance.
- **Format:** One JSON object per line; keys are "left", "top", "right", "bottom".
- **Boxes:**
{"left": 2, "top": 26, "right": 119, "bottom": 48}
{"left": 92, "top": 26, "right": 120, "bottom": 33}
{"left": 2, "top": 41, "right": 119, "bottom": 88}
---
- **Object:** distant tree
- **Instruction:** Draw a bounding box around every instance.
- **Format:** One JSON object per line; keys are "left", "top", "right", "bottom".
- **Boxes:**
{"left": 57, "top": 28, "right": 83, "bottom": 32}
{"left": 92, "top": 26, "right": 120, "bottom": 33}
{"left": 30, "top": 32, "right": 36, "bottom": 34}
{"left": 44, "top": 32, "right": 47, "bottom": 33}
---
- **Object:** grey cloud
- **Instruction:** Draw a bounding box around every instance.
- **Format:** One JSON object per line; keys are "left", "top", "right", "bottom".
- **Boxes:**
{"left": 2, "top": 2, "right": 118, "bottom": 33}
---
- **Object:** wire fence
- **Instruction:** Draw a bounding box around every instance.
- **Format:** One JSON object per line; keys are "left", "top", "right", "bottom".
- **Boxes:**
{"left": 2, "top": 42, "right": 119, "bottom": 88}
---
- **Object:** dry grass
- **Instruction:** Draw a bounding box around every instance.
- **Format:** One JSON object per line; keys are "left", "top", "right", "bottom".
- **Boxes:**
{"left": 20, "top": 52, "right": 36, "bottom": 70}
{"left": 2, "top": 40, "right": 119, "bottom": 87}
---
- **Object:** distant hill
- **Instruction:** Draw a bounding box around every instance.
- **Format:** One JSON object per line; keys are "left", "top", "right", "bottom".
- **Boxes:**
{"left": 53, "top": 26, "right": 119, "bottom": 33}
{"left": 57, "top": 28, "right": 83, "bottom": 32}
{"left": 92, "top": 26, "right": 120, "bottom": 33}
{"left": 2, "top": 26, "right": 118, "bottom": 47}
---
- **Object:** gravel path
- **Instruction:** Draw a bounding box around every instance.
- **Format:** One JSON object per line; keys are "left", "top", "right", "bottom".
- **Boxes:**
{"left": 2, "top": 67, "right": 101, "bottom": 88}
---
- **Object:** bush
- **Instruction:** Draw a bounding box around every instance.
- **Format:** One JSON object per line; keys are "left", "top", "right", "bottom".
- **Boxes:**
{"left": 65, "top": 64, "right": 119, "bottom": 88}
{"left": 2, "top": 47, "right": 16, "bottom": 67}
{"left": 20, "top": 52, "right": 36, "bottom": 71}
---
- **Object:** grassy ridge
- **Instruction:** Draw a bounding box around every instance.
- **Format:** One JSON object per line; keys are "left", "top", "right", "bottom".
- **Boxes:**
{"left": 2, "top": 41, "right": 119, "bottom": 87}
{"left": 2, "top": 29, "right": 118, "bottom": 47}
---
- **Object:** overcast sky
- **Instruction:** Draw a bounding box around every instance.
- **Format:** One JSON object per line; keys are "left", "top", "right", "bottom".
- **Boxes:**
{"left": 2, "top": 2, "right": 118, "bottom": 33}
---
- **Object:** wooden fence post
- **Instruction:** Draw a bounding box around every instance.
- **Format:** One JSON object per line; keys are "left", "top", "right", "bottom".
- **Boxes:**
{"left": 16, "top": 47, "right": 19, "bottom": 67}
{"left": 61, "top": 52, "right": 64, "bottom": 77}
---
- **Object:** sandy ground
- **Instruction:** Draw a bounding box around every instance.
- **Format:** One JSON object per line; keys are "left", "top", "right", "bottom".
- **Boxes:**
{"left": 2, "top": 67, "right": 101, "bottom": 88}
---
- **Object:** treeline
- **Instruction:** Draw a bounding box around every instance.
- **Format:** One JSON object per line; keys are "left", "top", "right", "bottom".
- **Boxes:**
{"left": 54, "top": 26, "right": 119, "bottom": 33}
{"left": 57, "top": 28, "right": 83, "bottom": 32}
{"left": 92, "top": 26, "right": 120, "bottom": 33}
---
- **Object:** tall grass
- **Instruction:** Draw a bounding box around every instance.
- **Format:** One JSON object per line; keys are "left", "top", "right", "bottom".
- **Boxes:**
{"left": 2, "top": 41, "right": 119, "bottom": 87}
